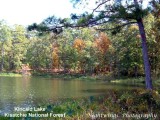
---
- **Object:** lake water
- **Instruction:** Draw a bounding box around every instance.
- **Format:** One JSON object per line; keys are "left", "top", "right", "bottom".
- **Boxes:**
{"left": 0, "top": 76, "right": 143, "bottom": 115}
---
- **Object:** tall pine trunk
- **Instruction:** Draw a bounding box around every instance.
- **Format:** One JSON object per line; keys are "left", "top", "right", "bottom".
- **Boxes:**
{"left": 137, "top": 18, "right": 152, "bottom": 89}
{"left": 0, "top": 44, "right": 4, "bottom": 71}
{"left": 133, "top": 0, "right": 152, "bottom": 89}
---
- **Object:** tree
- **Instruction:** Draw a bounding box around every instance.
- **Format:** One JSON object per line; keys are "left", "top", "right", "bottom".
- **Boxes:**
{"left": 73, "top": 38, "right": 85, "bottom": 52}
{"left": 134, "top": 0, "right": 152, "bottom": 89}
{"left": 109, "top": 24, "right": 143, "bottom": 77}
{"left": 72, "top": 0, "right": 152, "bottom": 89}
{"left": 94, "top": 32, "right": 111, "bottom": 54}
{"left": 93, "top": 32, "right": 111, "bottom": 74}
{"left": 52, "top": 42, "right": 60, "bottom": 69}
{"left": 0, "top": 21, "right": 12, "bottom": 71}
{"left": 146, "top": 0, "right": 160, "bottom": 78}
{"left": 9, "top": 25, "right": 28, "bottom": 70}
{"left": 28, "top": 0, "right": 153, "bottom": 89}
{"left": 71, "top": 0, "right": 153, "bottom": 89}
{"left": 55, "top": 28, "right": 96, "bottom": 73}
{"left": 26, "top": 32, "right": 52, "bottom": 69}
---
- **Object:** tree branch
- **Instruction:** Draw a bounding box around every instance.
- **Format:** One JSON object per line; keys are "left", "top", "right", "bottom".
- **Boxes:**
{"left": 92, "top": 0, "right": 111, "bottom": 14}
{"left": 95, "top": 21, "right": 137, "bottom": 31}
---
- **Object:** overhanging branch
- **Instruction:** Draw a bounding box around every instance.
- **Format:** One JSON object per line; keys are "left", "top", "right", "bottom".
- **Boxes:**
{"left": 95, "top": 21, "right": 137, "bottom": 31}
{"left": 92, "top": 0, "right": 111, "bottom": 14}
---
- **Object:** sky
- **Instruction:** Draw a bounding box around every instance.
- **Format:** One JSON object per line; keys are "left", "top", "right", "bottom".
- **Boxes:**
{"left": 0, "top": 0, "right": 81, "bottom": 26}
{"left": 0, "top": 0, "right": 151, "bottom": 26}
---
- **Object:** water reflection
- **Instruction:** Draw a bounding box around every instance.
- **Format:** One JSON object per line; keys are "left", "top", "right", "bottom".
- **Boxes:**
{"left": 0, "top": 76, "right": 142, "bottom": 115}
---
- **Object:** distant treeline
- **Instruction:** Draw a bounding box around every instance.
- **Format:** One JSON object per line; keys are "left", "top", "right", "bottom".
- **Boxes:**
{"left": 0, "top": 12, "right": 160, "bottom": 78}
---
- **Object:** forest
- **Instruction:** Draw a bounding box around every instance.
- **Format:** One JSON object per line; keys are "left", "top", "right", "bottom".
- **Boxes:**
{"left": 1, "top": 0, "right": 160, "bottom": 119}
{"left": 0, "top": 3, "right": 160, "bottom": 80}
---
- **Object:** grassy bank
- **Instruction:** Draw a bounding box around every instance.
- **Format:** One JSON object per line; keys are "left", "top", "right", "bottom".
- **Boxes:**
{"left": 0, "top": 72, "right": 22, "bottom": 77}
{"left": 111, "top": 78, "right": 160, "bottom": 87}
{"left": 31, "top": 72, "right": 102, "bottom": 81}
{"left": 0, "top": 89, "right": 160, "bottom": 120}
{"left": 30, "top": 72, "right": 160, "bottom": 86}
{"left": 1, "top": 72, "right": 160, "bottom": 86}
{"left": 111, "top": 77, "right": 145, "bottom": 83}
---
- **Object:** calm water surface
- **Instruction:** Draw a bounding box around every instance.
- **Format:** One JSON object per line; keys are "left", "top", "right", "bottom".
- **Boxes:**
{"left": 0, "top": 76, "right": 143, "bottom": 115}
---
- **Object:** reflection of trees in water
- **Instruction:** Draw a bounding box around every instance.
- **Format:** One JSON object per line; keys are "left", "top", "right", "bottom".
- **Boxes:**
{"left": 21, "top": 76, "right": 35, "bottom": 110}
{"left": 0, "top": 77, "right": 33, "bottom": 114}
{"left": 22, "top": 75, "right": 31, "bottom": 91}
{"left": 1, "top": 78, "right": 145, "bottom": 115}
{"left": 21, "top": 64, "right": 31, "bottom": 75}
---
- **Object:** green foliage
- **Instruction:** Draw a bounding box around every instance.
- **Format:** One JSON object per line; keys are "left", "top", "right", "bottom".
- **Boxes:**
{"left": 26, "top": 33, "right": 52, "bottom": 69}
{"left": 0, "top": 22, "right": 28, "bottom": 71}
{"left": 11, "top": 25, "right": 28, "bottom": 69}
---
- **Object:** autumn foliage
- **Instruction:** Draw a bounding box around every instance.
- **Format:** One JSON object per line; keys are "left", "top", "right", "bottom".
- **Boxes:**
{"left": 73, "top": 38, "right": 85, "bottom": 52}
{"left": 92, "top": 32, "right": 111, "bottom": 74}
{"left": 94, "top": 32, "right": 111, "bottom": 54}
{"left": 52, "top": 42, "right": 59, "bottom": 69}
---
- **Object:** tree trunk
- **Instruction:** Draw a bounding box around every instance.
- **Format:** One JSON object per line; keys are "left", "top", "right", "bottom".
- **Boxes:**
{"left": 0, "top": 44, "right": 4, "bottom": 71}
{"left": 137, "top": 18, "right": 153, "bottom": 89}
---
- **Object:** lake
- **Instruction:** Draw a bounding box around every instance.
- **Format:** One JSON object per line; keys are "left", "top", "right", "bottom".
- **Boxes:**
{"left": 0, "top": 76, "right": 143, "bottom": 115}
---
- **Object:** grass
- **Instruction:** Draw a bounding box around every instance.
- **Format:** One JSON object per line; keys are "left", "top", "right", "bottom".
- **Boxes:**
{"left": 111, "top": 77, "right": 160, "bottom": 88}
{"left": 111, "top": 77, "right": 145, "bottom": 83}
{"left": 31, "top": 72, "right": 160, "bottom": 86}
{"left": 31, "top": 72, "right": 99, "bottom": 81}
{"left": 0, "top": 72, "right": 22, "bottom": 77}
